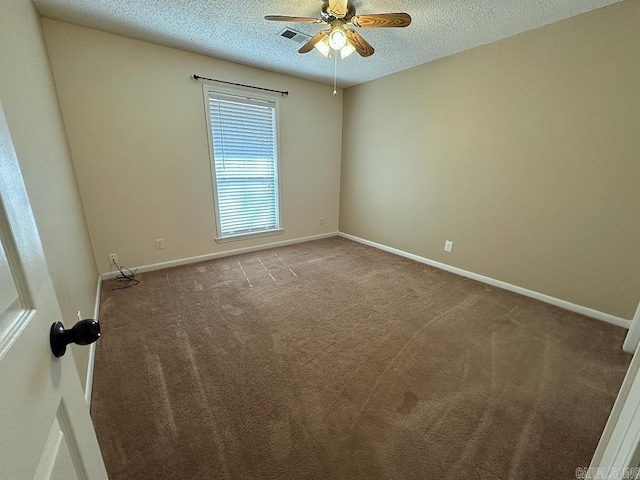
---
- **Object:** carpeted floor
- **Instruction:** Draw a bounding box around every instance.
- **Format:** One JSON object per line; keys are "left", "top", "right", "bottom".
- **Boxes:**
{"left": 92, "top": 237, "right": 630, "bottom": 480}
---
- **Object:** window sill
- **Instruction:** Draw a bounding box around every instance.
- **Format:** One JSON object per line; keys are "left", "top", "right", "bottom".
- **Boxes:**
{"left": 215, "top": 228, "right": 284, "bottom": 244}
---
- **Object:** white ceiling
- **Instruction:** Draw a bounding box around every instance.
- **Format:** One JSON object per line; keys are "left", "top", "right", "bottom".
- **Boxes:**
{"left": 32, "top": 0, "right": 620, "bottom": 88}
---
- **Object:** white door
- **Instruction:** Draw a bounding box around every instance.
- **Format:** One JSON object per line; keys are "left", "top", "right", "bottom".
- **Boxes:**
{"left": 0, "top": 105, "right": 108, "bottom": 479}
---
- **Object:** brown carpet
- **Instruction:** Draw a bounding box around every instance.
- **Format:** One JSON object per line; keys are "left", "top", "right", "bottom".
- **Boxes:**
{"left": 92, "top": 237, "right": 630, "bottom": 480}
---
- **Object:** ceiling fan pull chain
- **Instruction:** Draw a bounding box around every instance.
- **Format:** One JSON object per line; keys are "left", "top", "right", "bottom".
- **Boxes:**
{"left": 333, "top": 53, "right": 338, "bottom": 96}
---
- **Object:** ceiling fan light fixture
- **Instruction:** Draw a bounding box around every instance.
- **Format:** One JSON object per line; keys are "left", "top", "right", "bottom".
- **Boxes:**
{"left": 314, "top": 35, "right": 331, "bottom": 57}
{"left": 340, "top": 42, "right": 356, "bottom": 59}
{"left": 328, "top": 26, "right": 347, "bottom": 50}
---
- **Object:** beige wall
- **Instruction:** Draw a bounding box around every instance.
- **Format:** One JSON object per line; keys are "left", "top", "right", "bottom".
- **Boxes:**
{"left": 0, "top": 0, "right": 99, "bottom": 384}
{"left": 41, "top": 19, "right": 343, "bottom": 274}
{"left": 340, "top": 1, "right": 640, "bottom": 319}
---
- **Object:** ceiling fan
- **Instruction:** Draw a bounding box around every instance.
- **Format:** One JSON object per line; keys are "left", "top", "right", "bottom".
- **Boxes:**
{"left": 265, "top": 0, "right": 412, "bottom": 59}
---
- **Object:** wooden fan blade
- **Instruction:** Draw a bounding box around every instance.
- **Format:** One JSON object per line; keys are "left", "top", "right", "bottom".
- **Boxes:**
{"left": 352, "top": 13, "right": 412, "bottom": 28}
{"left": 328, "top": 0, "right": 348, "bottom": 17}
{"left": 265, "top": 15, "right": 322, "bottom": 24}
{"left": 345, "top": 29, "right": 374, "bottom": 57}
{"left": 298, "top": 31, "right": 328, "bottom": 53}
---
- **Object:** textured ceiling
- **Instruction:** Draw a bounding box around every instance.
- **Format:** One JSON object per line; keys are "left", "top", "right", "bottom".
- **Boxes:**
{"left": 33, "top": 0, "right": 620, "bottom": 88}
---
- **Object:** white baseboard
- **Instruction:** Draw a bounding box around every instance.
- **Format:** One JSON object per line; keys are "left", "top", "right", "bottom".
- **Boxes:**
{"left": 339, "top": 232, "right": 632, "bottom": 329}
{"left": 100, "top": 232, "right": 339, "bottom": 280}
{"left": 85, "top": 274, "right": 101, "bottom": 406}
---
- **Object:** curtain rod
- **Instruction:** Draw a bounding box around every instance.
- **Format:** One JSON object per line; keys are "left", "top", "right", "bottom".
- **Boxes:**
{"left": 192, "top": 74, "right": 289, "bottom": 96}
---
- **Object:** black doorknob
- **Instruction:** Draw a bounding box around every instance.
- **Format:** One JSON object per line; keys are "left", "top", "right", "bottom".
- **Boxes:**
{"left": 50, "top": 319, "right": 101, "bottom": 357}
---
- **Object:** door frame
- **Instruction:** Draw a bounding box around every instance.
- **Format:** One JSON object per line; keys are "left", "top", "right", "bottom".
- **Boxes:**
{"left": 590, "top": 300, "right": 640, "bottom": 477}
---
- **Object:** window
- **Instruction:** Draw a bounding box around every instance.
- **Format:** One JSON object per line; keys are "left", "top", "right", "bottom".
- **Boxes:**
{"left": 204, "top": 88, "right": 282, "bottom": 242}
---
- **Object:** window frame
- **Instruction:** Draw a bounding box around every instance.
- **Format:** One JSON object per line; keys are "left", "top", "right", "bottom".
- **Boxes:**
{"left": 202, "top": 85, "right": 284, "bottom": 243}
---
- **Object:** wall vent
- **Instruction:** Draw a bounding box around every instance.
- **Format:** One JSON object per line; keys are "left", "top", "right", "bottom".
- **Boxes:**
{"left": 280, "top": 28, "right": 311, "bottom": 44}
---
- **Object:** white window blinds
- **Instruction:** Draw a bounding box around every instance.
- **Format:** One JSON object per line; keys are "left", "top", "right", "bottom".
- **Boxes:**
{"left": 207, "top": 91, "right": 280, "bottom": 239}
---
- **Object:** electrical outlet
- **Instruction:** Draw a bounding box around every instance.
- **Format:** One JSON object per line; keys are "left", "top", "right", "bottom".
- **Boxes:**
{"left": 444, "top": 240, "right": 454, "bottom": 253}
{"left": 155, "top": 239, "right": 164, "bottom": 250}
{"left": 76, "top": 310, "right": 82, "bottom": 322}
{"left": 108, "top": 253, "right": 118, "bottom": 265}
{"left": 319, "top": 217, "right": 324, "bottom": 225}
